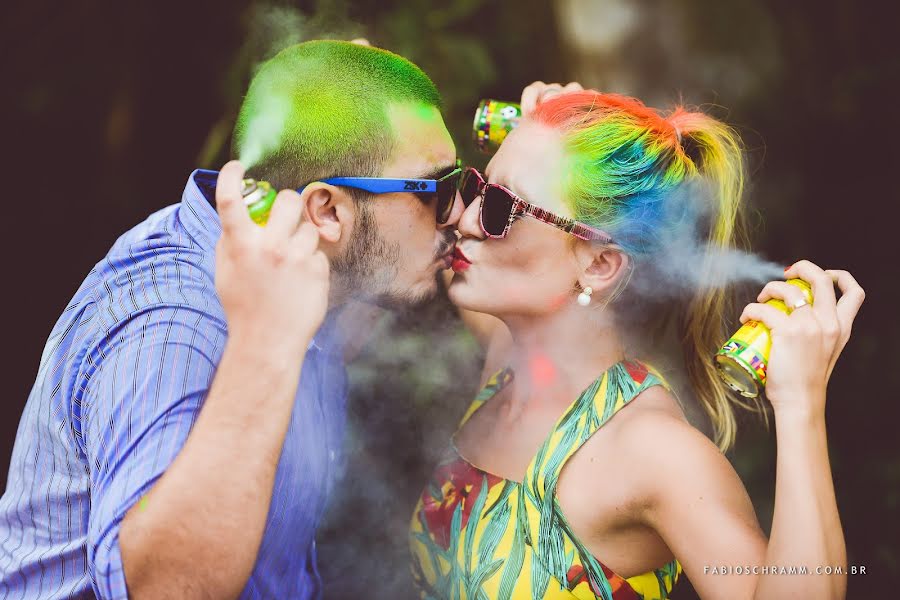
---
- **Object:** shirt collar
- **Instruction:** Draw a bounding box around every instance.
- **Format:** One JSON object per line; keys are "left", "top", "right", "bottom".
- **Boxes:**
{"left": 312, "top": 304, "right": 348, "bottom": 357}
{"left": 179, "top": 168, "right": 346, "bottom": 358}
{"left": 178, "top": 169, "right": 223, "bottom": 248}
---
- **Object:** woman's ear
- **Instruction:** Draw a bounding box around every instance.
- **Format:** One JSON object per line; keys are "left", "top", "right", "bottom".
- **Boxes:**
{"left": 300, "top": 183, "right": 347, "bottom": 244}
{"left": 575, "top": 244, "right": 630, "bottom": 296}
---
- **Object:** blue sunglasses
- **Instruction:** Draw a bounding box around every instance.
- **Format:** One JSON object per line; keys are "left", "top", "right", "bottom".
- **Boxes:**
{"left": 300, "top": 160, "right": 463, "bottom": 224}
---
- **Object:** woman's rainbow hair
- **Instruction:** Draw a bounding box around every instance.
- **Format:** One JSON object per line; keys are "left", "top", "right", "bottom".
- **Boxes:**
{"left": 532, "top": 91, "right": 755, "bottom": 452}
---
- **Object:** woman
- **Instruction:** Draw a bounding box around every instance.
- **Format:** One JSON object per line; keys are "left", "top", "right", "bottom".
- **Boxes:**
{"left": 409, "top": 87, "right": 864, "bottom": 599}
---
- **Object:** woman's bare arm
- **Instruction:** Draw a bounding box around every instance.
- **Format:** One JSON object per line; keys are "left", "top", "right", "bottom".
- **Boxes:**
{"left": 627, "top": 410, "right": 842, "bottom": 600}
{"left": 627, "top": 261, "right": 863, "bottom": 599}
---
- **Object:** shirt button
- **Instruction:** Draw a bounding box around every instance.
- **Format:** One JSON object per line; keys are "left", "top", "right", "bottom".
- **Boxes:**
{"left": 329, "top": 450, "right": 336, "bottom": 462}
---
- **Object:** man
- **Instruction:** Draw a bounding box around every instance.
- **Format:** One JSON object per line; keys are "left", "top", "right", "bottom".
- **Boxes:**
{"left": 0, "top": 40, "right": 461, "bottom": 599}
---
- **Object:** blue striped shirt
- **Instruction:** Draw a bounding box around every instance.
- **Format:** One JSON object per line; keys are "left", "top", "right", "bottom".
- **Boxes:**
{"left": 0, "top": 170, "right": 349, "bottom": 599}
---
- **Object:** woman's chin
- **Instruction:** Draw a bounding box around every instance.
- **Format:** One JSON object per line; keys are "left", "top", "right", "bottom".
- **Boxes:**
{"left": 447, "top": 283, "right": 487, "bottom": 313}
{"left": 449, "top": 279, "right": 529, "bottom": 317}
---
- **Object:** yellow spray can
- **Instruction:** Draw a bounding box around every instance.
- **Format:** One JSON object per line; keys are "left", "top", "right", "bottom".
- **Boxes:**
{"left": 715, "top": 278, "right": 813, "bottom": 398}
{"left": 473, "top": 99, "right": 522, "bottom": 154}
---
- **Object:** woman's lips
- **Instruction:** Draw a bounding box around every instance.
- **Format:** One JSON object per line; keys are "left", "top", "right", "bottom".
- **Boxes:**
{"left": 451, "top": 247, "right": 472, "bottom": 272}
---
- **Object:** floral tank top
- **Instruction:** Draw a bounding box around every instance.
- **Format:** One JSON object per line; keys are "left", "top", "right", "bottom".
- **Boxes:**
{"left": 409, "top": 359, "right": 682, "bottom": 599}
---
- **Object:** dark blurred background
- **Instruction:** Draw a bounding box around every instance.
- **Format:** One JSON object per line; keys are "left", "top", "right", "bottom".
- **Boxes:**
{"left": 2, "top": 0, "right": 898, "bottom": 597}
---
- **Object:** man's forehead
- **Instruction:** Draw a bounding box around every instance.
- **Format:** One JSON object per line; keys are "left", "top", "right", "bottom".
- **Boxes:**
{"left": 386, "top": 149, "right": 456, "bottom": 179}
{"left": 385, "top": 102, "right": 456, "bottom": 177}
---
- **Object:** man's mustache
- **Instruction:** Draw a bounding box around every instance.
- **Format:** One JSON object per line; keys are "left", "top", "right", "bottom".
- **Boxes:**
{"left": 435, "top": 233, "right": 457, "bottom": 259}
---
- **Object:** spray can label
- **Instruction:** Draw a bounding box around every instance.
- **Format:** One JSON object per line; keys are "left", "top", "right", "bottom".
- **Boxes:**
{"left": 714, "top": 278, "right": 813, "bottom": 398}
{"left": 473, "top": 99, "right": 522, "bottom": 154}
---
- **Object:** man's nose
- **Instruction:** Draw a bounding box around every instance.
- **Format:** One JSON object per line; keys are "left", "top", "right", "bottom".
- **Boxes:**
{"left": 438, "top": 190, "right": 466, "bottom": 230}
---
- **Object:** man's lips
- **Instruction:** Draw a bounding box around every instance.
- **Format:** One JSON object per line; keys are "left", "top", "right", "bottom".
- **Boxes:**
{"left": 438, "top": 244, "right": 457, "bottom": 270}
{"left": 451, "top": 247, "right": 472, "bottom": 272}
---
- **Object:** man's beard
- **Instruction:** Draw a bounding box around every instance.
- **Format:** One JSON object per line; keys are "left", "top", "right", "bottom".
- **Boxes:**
{"left": 331, "top": 202, "right": 447, "bottom": 309}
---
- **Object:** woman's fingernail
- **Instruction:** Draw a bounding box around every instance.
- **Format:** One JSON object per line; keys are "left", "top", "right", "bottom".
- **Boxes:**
{"left": 784, "top": 265, "right": 792, "bottom": 272}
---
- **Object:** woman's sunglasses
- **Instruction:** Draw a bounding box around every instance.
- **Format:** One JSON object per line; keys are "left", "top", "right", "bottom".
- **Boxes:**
{"left": 309, "top": 160, "right": 464, "bottom": 224}
{"left": 459, "top": 167, "right": 615, "bottom": 242}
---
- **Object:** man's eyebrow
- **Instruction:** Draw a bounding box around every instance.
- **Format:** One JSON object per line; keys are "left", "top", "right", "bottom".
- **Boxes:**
{"left": 414, "top": 161, "right": 459, "bottom": 181}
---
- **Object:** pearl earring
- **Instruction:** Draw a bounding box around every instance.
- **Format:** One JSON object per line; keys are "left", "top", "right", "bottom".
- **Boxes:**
{"left": 577, "top": 286, "right": 593, "bottom": 307}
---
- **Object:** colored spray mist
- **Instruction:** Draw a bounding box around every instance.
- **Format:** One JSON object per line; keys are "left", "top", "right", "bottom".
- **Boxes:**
{"left": 622, "top": 179, "right": 785, "bottom": 299}
{"left": 235, "top": 5, "right": 309, "bottom": 169}
{"left": 317, "top": 300, "right": 485, "bottom": 597}
{"left": 234, "top": 5, "right": 369, "bottom": 170}
{"left": 238, "top": 95, "right": 291, "bottom": 170}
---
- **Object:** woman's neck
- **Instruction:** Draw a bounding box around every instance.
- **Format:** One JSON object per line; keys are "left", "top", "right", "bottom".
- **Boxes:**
{"left": 501, "top": 304, "right": 625, "bottom": 405}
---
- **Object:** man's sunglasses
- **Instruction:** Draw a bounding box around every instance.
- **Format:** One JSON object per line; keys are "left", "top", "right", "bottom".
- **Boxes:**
{"left": 459, "top": 167, "right": 615, "bottom": 242}
{"left": 303, "top": 160, "right": 463, "bottom": 224}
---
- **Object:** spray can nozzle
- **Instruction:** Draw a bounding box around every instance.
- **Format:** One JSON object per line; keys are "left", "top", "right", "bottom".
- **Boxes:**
{"left": 239, "top": 178, "right": 277, "bottom": 224}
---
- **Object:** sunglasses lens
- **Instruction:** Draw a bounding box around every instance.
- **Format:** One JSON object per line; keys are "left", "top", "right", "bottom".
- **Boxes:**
{"left": 461, "top": 170, "right": 483, "bottom": 207}
{"left": 481, "top": 186, "right": 515, "bottom": 237}
{"left": 435, "top": 171, "right": 462, "bottom": 224}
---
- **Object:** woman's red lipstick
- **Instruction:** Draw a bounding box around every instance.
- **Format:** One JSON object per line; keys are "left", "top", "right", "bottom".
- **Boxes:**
{"left": 451, "top": 247, "right": 472, "bottom": 272}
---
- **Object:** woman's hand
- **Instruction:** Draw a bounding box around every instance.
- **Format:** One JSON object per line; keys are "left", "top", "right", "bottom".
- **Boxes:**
{"left": 520, "top": 81, "right": 584, "bottom": 115}
{"left": 738, "top": 260, "right": 865, "bottom": 416}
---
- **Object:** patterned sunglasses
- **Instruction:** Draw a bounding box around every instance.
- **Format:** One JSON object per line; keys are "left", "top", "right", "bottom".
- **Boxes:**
{"left": 459, "top": 167, "right": 614, "bottom": 242}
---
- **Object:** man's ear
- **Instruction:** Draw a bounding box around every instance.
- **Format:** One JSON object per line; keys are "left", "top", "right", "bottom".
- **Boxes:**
{"left": 299, "top": 183, "right": 347, "bottom": 244}
{"left": 574, "top": 243, "right": 630, "bottom": 296}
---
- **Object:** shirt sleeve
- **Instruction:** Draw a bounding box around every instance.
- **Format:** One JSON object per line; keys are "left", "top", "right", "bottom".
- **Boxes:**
{"left": 80, "top": 304, "right": 227, "bottom": 599}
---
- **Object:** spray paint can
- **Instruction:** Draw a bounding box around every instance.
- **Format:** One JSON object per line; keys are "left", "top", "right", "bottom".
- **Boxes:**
{"left": 715, "top": 278, "right": 814, "bottom": 398}
{"left": 473, "top": 99, "right": 522, "bottom": 154}
{"left": 240, "top": 178, "right": 277, "bottom": 224}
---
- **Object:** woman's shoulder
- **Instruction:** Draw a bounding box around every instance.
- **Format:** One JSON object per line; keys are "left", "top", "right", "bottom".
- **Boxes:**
{"left": 567, "top": 381, "right": 694, "bottom": 482}
{"left": 610, "top": 390, "right": 739, "bottom": 503}
{"left": 561, "top": 384, "right": 720, "bottom": 529}
{"left": 611, "top": 382, "right": 708, "bottom": 455}
{"left": 618, "top": 378, "right": 685, "bottom": 421}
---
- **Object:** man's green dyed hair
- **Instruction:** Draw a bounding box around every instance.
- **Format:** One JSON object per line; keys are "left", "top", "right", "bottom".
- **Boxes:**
{"left": 232, "top": 40, "right": 442, "bottom": 190}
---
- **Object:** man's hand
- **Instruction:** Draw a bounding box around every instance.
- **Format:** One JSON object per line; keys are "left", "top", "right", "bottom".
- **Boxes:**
{"left": 119, "top": 161, "right": 330, "bottom": 599}
{"left": 215, "top": 161, "right": 330, "bottom": 354}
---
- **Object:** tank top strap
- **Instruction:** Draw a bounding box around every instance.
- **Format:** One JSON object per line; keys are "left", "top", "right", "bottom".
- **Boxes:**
{"left": 457, "top": 366, "right": 515, "bottom": 429}
{"left": 520, "top": 359, "right": 671, "bottom": 526}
